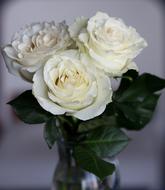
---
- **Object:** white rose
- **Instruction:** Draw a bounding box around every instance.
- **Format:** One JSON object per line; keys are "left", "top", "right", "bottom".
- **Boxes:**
{"left": 69, "top": 12, "right": 147, "bottom": 76}
{"left": 2, "top": 21, "right": 72, "bottom": 81}
{"left": 32, "top": 50, "right": 112, "bottom": 120}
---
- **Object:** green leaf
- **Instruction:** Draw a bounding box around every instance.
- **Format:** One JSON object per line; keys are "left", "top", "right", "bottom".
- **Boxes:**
{"left": 116, "top": 94, "right": 160, "bottom": 130}
{"left": 100, "top": 102, "right": 115, "bottom": 117}
{"left": 113, "top": 73, "right": 165, "bottom": 130}
{"left": 104, "top": 71, "right": 138, "bottom": 117}
{"left": 117, "top": 73, "right": 165, "bottom": 102}
{"left": 74, "top": 146, "right": 115, "bottom": 181}
{"left": 44, "top": 117, "right": 60, "bottom": 149}
{"left": 115, "top": 70, "right": 139, "bottom": 98}
{"left": 8, "top": 90, "right": 52, "bottom": 124}
{"left": 78, "top": 116, "right": 116, "bottom": 133}
{"left": 80, "top": 126, "right": 129, "bottom": 157}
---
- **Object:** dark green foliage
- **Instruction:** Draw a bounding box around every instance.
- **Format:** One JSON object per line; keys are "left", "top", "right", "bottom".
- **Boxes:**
{"left": 44, "top": 117, "right": 60, "bottom": 149}
{"left": 80, "top": 126, "right": 129, "bottom": 157}
{"left": 109, "top": 71, "right": 165, "bottom": 130}
{"left": 74, "top": 146, "right": 115, "bottom": 181}
{"left": 8, "top": 90, "right": 52, "bottom": 124}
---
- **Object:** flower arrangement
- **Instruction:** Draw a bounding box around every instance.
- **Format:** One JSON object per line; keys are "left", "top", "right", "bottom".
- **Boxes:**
{"left": 2, "top": 12, "right": 165, "bottom": 181}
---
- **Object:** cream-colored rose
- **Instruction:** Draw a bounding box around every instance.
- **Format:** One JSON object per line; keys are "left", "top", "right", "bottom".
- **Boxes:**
{"left": 2, "top": 21, "right": 72, "bottom": 81}
{"left": 69, "top": 12, "right": 147, "bottom": 76}
{"left": 32, "top": 50, "right": 112, "bottom": 120}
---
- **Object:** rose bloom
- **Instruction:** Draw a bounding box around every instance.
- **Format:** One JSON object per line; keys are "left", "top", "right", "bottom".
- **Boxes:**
{"left": 69, "top": 12, "right": 147, "bottom": 76}
{"left": 32, "top": 50, "right": 112, "bottom": 120}
{"left": 2, "top": 21, "right": 72, "bottom": 81}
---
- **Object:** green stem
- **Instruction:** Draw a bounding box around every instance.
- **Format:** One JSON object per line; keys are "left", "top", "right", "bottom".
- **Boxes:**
{"left": 114, "top": 75, "right": 133, "bottom": 82}
{"left": 57, "top": 116, "right": 80, "bottom": 142}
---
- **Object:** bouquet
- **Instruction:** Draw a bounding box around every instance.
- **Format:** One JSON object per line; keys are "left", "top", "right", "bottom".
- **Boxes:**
{"left": 1, "top": 12, "right": 165, "bottom": 181}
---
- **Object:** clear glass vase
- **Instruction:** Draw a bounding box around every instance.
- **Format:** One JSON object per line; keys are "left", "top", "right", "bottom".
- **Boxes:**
{"left": 51, "top": 140, "right": 120, "bottom": 190}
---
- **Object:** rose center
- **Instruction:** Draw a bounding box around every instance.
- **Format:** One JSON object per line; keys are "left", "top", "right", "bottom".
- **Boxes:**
{"left": 55, "top": 69, "right": 88, "bottom": 89}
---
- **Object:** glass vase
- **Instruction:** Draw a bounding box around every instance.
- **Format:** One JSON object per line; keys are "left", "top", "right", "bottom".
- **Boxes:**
{"left": 51, "top": 139, "right": 120, "bottom": 190}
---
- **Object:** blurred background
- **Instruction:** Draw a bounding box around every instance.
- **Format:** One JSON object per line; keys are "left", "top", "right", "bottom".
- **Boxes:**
{"left": 0, "top": 0, "right": 165, "bottom": 189}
